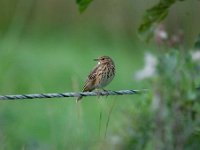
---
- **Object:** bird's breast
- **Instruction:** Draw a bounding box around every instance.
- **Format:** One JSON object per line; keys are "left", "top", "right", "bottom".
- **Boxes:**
{"left": 95, "top": 65, "right": 115, "bottom": 88}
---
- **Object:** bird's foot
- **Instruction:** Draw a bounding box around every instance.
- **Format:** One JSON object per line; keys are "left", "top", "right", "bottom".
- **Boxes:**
{"left": 102, "top": 89, "right": 109, "bottom": 98}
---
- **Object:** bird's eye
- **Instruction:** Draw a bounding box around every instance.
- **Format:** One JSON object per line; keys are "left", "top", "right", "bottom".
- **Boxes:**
{"left": 102, "top": 58, "right": 105, "bottom": 60}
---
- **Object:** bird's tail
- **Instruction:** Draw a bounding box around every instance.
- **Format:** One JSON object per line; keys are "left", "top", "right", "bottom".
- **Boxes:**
{"left": 76, "top": 96, "right": 83, "bottom": 103}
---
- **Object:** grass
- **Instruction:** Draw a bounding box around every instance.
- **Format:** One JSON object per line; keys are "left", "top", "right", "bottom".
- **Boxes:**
{"left": 0, "top": 29, "right": 146, "bottom": 149}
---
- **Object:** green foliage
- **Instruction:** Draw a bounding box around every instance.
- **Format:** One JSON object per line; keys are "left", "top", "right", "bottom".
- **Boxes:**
{"left": 138, "top": 0, "right": 187, "bottom": 41}
{"left": 75, "top": 0, "right": 196, "bottom": 42}
{"left": 120, "top": 49, "right": 200, "bottom": 150}
{"left": 1, "top": 0, "right": 200, "bottom": 149}
{"left": 76, "top": 0, "right": 94, "bottom": 12}
{"left": 194, "top": 34, "right": 200, "bottom": 49}
{"left": 152, "top": 50, "right": 200, "bottom": 149}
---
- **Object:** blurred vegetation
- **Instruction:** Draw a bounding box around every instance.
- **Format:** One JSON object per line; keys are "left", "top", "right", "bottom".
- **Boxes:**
{"left": 120, "top": 50, "right": 200, "bottom": 150}
{"left": 0, "top": 0, "right": 200, "bottom": 149}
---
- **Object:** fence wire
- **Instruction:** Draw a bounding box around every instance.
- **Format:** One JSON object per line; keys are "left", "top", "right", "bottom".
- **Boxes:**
{"left": 0, "top": 90, "right": 147, "bottom": 100}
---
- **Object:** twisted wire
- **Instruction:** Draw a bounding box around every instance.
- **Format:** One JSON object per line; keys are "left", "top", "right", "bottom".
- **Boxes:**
{"left": 0, "top": 90, "right": 147, "bottom": 100}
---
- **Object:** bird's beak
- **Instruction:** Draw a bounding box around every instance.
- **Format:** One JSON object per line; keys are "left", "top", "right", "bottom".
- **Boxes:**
{"left": 93, "top": 58, "right": 99, "bottom": 61}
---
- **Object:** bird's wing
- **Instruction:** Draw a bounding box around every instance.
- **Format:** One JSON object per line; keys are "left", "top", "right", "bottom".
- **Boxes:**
{"left": 88, "top": 66, "right": 98, "bottom": 79}
{"left": 82, "top": 65, "right": 99, "bottom": 92}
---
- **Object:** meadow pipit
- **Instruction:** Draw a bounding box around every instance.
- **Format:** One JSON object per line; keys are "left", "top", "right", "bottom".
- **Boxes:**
{"left": 77, "top": 56, "right": 115, "bottom": 102}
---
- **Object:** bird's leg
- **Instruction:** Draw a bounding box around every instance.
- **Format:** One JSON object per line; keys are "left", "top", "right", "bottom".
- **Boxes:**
{"left": 96, "top": 89, "right": 109, "bottom": 99}
{"left": 96, "top": 89, "right": 101, "bottom": 99}
{"left": 102, "top": 88, "right": 109, "bottom": 98}
{"left": 102, "top": 88, "right": 107, "bottom": 92}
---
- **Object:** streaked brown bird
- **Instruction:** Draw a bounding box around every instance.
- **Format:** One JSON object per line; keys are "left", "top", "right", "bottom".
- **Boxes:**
{"left": 76, "top": 56, "right": 115, "bottom": 102}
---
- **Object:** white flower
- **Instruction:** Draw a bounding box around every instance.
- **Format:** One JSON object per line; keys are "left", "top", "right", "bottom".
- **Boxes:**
{"left": 134, "top": 53, "right": 158, "bottom": 80}
{"left": 191, "top": 50, "right": 200, "bottom": 61}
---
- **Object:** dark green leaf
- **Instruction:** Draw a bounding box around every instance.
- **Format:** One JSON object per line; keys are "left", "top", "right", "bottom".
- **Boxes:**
{"left": 138, "top": 0, "right": 187, "bottom": 41}
{"left": 194, "top": 34, "right": 200, "bottom": 49}
{"left": 76, "top": 0, "right": 94, "bottom": 12}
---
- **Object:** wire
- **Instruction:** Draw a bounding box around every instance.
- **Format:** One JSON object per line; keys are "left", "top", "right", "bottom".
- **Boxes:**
{"left": 0, "top": 89, "right": 147, "bottom": 100}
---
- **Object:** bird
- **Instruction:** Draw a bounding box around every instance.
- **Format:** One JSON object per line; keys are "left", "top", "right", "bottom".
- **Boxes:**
{"left": 76, "top": 56, "right": 115, "bottom": 102}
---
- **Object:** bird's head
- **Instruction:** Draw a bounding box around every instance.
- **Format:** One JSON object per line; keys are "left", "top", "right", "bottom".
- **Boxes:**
{"left": 94, "top": 56, "right": 114, "bottom": 65}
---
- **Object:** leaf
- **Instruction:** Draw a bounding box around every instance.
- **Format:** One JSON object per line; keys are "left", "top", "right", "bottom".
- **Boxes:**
{"left": 76, "top": 0, "right": 94, "bottom": 12}
{"left": 138, "top": 0, "right": 186, "bottom": 41}
{"left": 194, "top": 34, "right": 200, "bottom": 49}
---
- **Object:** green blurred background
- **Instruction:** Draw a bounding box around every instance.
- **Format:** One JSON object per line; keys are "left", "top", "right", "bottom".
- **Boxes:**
{"left": 0, "top": 0, "right": 200, "bottom": 149}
